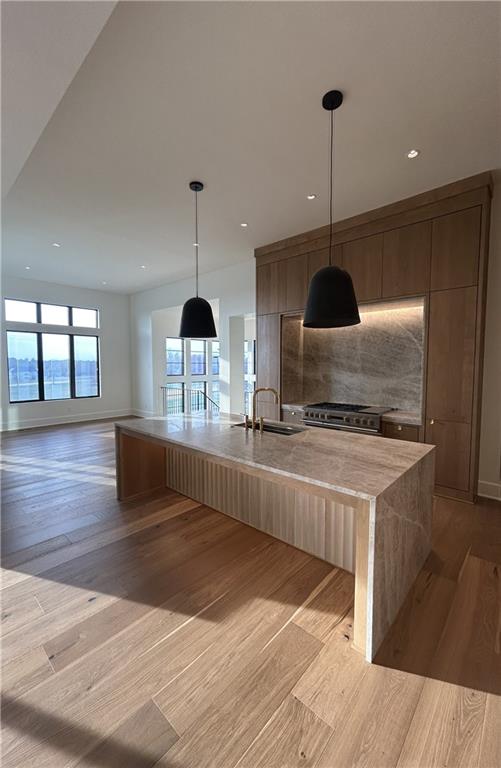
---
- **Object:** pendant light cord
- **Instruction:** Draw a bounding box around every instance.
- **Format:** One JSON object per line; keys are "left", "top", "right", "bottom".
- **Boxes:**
{"left": 194, "top": 189, "right": 199, "bottom": 297}
{"left": 329, "top": 108, "right": 334, "bottom": 264}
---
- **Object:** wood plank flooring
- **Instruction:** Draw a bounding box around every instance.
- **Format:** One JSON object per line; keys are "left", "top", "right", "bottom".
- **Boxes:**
{"left": 1, "top": 419, "right": 500, "bottom": 767}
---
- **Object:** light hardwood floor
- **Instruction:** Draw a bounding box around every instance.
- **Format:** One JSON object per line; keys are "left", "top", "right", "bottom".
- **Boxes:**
{"left": 1, "top": 419, "right": 500, "bottom": 767}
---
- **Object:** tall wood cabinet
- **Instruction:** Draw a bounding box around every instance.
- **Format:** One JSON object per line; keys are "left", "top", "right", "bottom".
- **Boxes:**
{"left": 255, "top": 314, "right": 281, "bottom": 420}
{"left": 382, "top": 221, "right": 432, "bottom": 297}
{"left": 342, "top": 234, "right": 383, "bottom": 301}
{"left": 255, "top": 172, "right": 492, "bottom": 502}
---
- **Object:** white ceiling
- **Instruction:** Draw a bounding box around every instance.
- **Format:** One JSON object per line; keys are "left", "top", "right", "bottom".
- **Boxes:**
{"left": 1, "top": 0, "right": 116, "bottom": 196}
{"left": 2, "top": 1, "right": 501, "bottom": 294}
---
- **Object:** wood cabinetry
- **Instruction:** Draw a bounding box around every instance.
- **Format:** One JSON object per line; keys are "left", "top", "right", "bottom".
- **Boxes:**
{"left": 426, "top": 287, "right": 477, "bottom": 422}
{"left": 256, "top": 261, "right": 285, "bottom": 315}
{"left": 382, "top": 221, "right": 431, "bottom": 297}
{"left": 255, "top": 172, "right": 492, "bottom": 501}
{"left": 284, "top": 254, "right": 308, "bottom": 312}
{"left": 307, "top": 248, "right": 330, "bottom": 284}
{"left": 431, "top": 207, "right": 481, "bottom": 290}
{"left": 382, "top": 423, "right": 420, "bottom": 442}
{"left": 256, "top": 313, "right": 280, "bottom": 420}
{"left": 425, "top": 420, "right": 471, "bottom": 491}
{"left": 342, "top": 234, "right": 383, "bottom": 301}
{"left": 282, "top": 407, "right": 305, "bottom": 425}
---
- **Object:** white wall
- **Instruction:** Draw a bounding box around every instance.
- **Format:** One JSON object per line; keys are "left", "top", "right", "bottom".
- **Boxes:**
{"left": 478, "top": 174, "right": 501, "bottom": 500}
{"left": 130, "top": 260, "right": 255, "bottom": 417}
{"left": 1, "top": 276, "right": 132, "bottom": 430}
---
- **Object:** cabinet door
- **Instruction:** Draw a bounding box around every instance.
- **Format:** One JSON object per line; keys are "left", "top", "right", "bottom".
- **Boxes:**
{"left": 342, "top": 234, "right": 383, "bottom": 301}
{"left": 282, "top": 408, "right": 304, "bottom": 425}
{"left": 431, "top": 207, "right": 481, "bottom": 291}
{"left": 285, "top": 254, "right": 308, "bottom": 312}
{"left": 425, "top": 420, "right": 471, "bottom": 491}
{"left": 382, "top": 423, "right": 420, "bottom": 442}
{"left": 382, "top": 221, "right": 431, "bottom": 298}
{"left": 256, "top": 313, "right": 280, "bottom": 420}
{"left": 256, "top": 261, "right": 286, "bottom": 315}
{"left": 307, "top": 248, "right": 330, "bottom": 284}
{"left": 307, "top": 246, "right": 343, "bottom": 285}
{"left": 426, "top": 287, "right": 476, "bottom": 423}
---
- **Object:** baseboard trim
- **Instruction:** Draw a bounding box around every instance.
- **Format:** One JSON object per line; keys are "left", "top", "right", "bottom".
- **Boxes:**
{"left": 1, "top": 410, "right": 134, "bottom": 432}
{"left": 477, "top": 480, "right": 501, "bottom": 501}
{"left": 131, "top": 408, "right": 156, "bottom": 418}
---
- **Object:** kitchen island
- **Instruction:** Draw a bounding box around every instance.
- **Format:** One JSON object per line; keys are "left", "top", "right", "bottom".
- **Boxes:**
{"left": 115, "top": 413, "right": 434, "bottom": 661}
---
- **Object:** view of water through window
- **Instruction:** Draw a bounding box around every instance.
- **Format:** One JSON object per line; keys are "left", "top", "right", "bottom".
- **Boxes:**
{"left": 7, "top": 330, "right": 99, "bottom": 402}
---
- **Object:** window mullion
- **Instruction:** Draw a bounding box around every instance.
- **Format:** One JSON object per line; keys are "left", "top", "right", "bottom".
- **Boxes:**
{"left": 69, "top": 335, "right": 76, "bottom": 398}
{"left": 37, "top": 332, "right": 44, "bottom": 401}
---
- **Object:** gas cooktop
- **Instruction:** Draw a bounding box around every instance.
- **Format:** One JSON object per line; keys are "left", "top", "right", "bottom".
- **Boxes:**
{"left": 307, "top": 402, "right": 373, "bottom": 412}
{"left": 303, "top": 402, "right": 394, "bottom": 433}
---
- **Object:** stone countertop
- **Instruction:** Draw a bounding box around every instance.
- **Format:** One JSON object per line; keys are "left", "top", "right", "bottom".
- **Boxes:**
{"left": 281, "top": 402, "right": 422, "bottom": 426}
{"left": 116, "top": 413, "right": 433, "bottom": 502}
{"left": 381, "top": 410, "right": 422, "bottom": 426}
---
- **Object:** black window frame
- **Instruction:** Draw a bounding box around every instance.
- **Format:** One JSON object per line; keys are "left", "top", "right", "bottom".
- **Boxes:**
{"left": 166, "top": 337, "right": 185, "bottom": 377}
{"left": 6, "top": 330, "right": 100, "bottom": 404}
{"left": 73, "top": 335, "right": 100, "bottom": 399}
{"left": 4, "top": 298, "right": 99, "bottom": 329}
{"left": 40, "top": 303, "right": 70, "bottom": 327}
{"left": 4, "top": 298, "right": 39, "bottom": 324}
{"left": 190, "top": 339, "right": 207, "bottom": 376}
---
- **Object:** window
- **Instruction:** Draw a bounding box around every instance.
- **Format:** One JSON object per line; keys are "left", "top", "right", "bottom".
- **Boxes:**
{"left": 244, "top": 339, "right": 256, "bottom": 416}
{"left": 42, "top": 333, "right": 70, "bottom": 400}
{"left": 166, "top": 337, "right": 184, "bottom": 376}
{"left": 5, "top": 299, "right": 37, "bottom": 323}
{"left": 5, "top": 299, "right": 101, "bottom": 402}
{"left": 6, "top": 331, "right": 39, "bottom": 402}
{"left": 211, "top": 381, "right": 220, "bottom": 407}
{"left": 163, "top": 338, "right": 219, "bottom": 415}
{"left": 244, "top": 340, "right": 256, "bottom": 375}
{"left": 74, "top": 336, "right": 99, "bottom": 397}
{"left": 163, "top": 382, "right": 185, "bottom": 414}
{"left": 41, "top": 304, "right": 69, "bottom": 326}
{"left": 72, "top": 307, "right": 98, "bottom": 328}
{"left": 4, "top": 299, "right": 99, "bottom": 328}
{"left": 211, "top": 341, "right": 220, "bottom": 375}
{"left": 191, "top": 381, "right": 207, "bottom": 412}
{"left": 191, "top": 340, "right": 206, "bottom": 375}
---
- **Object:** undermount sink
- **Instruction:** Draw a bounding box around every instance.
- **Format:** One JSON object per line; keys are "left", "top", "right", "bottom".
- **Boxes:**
{"left": 233, "top": 421, "right": 306, "bottom": 436}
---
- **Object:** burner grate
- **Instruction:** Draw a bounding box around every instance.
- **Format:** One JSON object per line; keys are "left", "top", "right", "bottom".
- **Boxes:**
{"left": 307, "top": 402, "right": 368, "bottom": 412}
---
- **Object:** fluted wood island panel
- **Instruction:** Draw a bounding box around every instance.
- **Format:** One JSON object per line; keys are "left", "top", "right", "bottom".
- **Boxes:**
{"left": 115, "top": 414, "right": 434, "bottom": 660}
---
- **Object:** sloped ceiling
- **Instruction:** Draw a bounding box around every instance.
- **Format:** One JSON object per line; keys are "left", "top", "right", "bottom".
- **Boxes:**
{"left": 1, "top": 0, "right": 116, "bottom": 195}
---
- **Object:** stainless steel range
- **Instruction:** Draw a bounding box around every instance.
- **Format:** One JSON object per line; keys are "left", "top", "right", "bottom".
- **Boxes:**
{"left": 303, "top": 402, "right": 394, "bottom": 434}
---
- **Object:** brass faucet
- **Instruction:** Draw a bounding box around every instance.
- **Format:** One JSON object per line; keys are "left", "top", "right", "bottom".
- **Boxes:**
{"left": 251, "top": 387, "right": 280, "bottom": 431}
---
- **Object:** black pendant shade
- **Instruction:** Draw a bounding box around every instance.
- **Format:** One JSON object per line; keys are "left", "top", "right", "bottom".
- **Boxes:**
{"left": 179, "top": 296, "right": 217, "bottom": 339}
{"left": 303, "top": 266, "right": 360, "bottom": 328}
{"left": 179, "top": 181, "right": 217, "bottom": 339}
{"left": 303, "top": 90, "right": 360, "bottom": 329}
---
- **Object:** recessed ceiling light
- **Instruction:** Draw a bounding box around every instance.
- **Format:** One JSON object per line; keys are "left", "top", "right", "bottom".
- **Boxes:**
{"left": 52, "top": 242, "right": 61, "bottom": 248}
{"left": 102, "top": 281, "right": 107, "bottom": 285}
{"left": 307, "top": 194, "right": 317, "bottom": 200}
{"left": 406, "top": 149, "right": 420, "bottom": 159}
{"left": 25, "top": 265, "right": 31, "bottom": 270}
{"left": 140, "top": 265, "right": 146, "bottom": 269}
{"left": 240, "top": 222, "right": 248, "bottom": 228}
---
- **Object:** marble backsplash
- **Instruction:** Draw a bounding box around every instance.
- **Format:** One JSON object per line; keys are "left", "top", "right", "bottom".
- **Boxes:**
{"left": 282, "top": 299, "right": 425, "bottom": 412}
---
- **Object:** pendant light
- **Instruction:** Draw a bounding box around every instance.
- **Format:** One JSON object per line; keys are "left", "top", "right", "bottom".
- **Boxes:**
{"left": 303, "top": 91, "right": 360, "bottom": 329}
{"left": 179, "top": 181, "right": 217, "bottom": 338}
